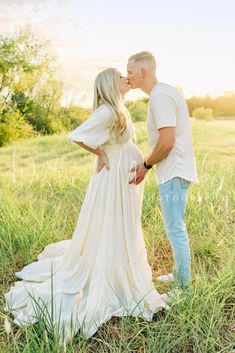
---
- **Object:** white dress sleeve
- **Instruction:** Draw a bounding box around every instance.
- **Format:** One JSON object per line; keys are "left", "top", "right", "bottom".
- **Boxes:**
{"left": 67, "top": 105, "right": 113, "bottom": 149}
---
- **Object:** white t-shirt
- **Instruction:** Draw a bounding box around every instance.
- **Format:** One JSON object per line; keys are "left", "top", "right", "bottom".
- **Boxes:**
{"left": 147, "top": 82, "right": 199, "bottom": 185}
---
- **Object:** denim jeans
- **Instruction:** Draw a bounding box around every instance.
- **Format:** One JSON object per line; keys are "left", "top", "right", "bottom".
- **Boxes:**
{"left": 159, "top": 177, "right": 191, "bottom": 287}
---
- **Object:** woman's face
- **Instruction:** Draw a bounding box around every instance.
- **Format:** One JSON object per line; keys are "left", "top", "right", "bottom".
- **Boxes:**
{"left": 119, "top": 74, "right": 131, "bottom": 95}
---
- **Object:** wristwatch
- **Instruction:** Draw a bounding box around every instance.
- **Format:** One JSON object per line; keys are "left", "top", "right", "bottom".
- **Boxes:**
{"left": 143, "top": 161, "right": 153, "bottom": 170}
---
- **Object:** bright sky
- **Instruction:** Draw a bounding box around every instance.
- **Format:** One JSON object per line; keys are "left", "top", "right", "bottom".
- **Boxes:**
{"left": 1, "top": 0, "right": 235, "bottom": 106}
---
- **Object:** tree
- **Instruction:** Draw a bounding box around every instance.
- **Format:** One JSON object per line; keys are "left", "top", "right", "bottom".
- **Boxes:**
{"left": 192, "top": 107, "right": 214, "bottom": 120}
{"left": 0, "top": 28, "right": 64, "bottom": 145}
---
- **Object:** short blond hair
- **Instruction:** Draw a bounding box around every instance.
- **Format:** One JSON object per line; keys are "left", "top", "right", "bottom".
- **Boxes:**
{"left": 128, "top": 51, "right": 156, "bottom": 71}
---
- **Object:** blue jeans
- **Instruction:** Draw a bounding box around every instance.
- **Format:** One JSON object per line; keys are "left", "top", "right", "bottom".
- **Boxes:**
{"left": 159, "top": 177, "right": 191, "bottom": 287}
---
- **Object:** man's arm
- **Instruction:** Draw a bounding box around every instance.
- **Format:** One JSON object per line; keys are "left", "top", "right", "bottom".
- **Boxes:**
{"left": 129, "top": 126, "right": 175, "bottom": 185}
{"left": 145, "top": 126, "right": 176, "bottom": 165}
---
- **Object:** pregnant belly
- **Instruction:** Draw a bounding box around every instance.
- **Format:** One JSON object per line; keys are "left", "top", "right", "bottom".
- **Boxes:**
{"left": 92, "top": 141, "right": 143, "bottom": 176}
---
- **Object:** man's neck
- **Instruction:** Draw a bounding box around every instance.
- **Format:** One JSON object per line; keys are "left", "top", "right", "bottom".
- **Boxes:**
{"left": 140, "top": 77, "right": 158, "bottom": 95}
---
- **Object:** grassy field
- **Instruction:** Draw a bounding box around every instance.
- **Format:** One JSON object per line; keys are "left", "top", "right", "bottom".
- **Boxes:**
{"left": 0, "top": 119, "right": 234, "bottom": 353}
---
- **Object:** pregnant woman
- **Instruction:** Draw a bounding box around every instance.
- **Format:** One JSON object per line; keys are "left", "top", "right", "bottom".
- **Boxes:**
{"left": 4, "top": 68, "right": 168, "bottom": 343}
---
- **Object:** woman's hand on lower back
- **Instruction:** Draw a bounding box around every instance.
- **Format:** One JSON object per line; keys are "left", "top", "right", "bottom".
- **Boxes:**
{"left": 97, "top": 151, "right": 110, "bottom": 173}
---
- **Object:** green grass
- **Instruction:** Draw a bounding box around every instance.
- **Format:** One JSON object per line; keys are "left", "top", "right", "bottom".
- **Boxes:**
{"left": 0, "top": 120, "right": 234, "bottom": 353}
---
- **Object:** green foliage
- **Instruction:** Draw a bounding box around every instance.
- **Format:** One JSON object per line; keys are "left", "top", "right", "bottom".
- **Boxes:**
{"left": 187, "top": 92, "right": 235, "bottom": 118}
{"left": 59, "top": 105, "right": 91, "bottom": 130}
{"left": 0, "top": 110, "right": 35, "bottom": 146}
{"left": 126, "top": 99, "right": 148, "bottom": 122}
{"left": 0, "top": 29, "right": 52, "bottom": 97}
{"left": 192, "top": 107, "right": 214, "bottom": 120}
{"left": 0, "top": 29, "right": 93, "bottom": 147}
{"left": 0, "top": 29, "right": 64, "bottom": 146}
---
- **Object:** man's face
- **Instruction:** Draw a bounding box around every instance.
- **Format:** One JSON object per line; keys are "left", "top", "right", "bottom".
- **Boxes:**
{"left": 127, "top": 60, "right": 143, "bottom": 89}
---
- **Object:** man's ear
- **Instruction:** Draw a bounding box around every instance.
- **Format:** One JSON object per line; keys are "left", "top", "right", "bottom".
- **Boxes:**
{"left": 141, "top": 67, "right": 146, "bottom": 78}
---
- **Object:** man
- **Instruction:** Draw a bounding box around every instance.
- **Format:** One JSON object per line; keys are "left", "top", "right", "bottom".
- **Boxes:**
{"left": 127, "top": 51, "right": 199, "bottom": 288}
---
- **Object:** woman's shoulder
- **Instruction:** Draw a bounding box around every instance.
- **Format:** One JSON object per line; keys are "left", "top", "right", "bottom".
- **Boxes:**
{"left": 94, "top": 104, "right": 113, "bottom": 114}
{"left": 93, "top": 104, "right": 115, "bottom": 124}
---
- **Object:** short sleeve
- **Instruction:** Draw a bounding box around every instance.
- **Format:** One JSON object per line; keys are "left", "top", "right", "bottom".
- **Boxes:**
{"left": 67, "top": 105, "right": 113, "bottom": 149}
{"left": 150, "top": 91, "right": 176, "bottom": 130}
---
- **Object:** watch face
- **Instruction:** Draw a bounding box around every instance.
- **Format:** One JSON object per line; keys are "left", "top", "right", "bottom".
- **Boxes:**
{"left": 145, "top": 162, "right": 152, "bottom": 169}
{"left": 144, "top": 162, "right": 151, "bottom": 169}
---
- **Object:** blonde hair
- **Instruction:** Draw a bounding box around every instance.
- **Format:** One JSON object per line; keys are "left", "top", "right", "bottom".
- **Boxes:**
{"left": 128, "top": 51, "right": 156, "bottom": 71}
{"left": 93, "top": 68, "right": 131, "bottom": 144}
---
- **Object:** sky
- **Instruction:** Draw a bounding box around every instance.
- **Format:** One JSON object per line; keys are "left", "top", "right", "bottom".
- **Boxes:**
{"left": 0, "top": 0, "right": 235, "bottom": 106}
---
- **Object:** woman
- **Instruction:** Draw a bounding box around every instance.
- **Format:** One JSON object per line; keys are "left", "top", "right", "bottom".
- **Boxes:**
{"left": 4, "top": 68, "right": 168, "bottom": 343}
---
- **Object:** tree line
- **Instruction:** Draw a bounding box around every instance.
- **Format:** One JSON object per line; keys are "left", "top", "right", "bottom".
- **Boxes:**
{"left": 1, "top": 30, "right": 234, "bottom": 147}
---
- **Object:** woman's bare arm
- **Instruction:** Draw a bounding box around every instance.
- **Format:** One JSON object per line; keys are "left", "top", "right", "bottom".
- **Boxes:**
{"left": 73, "top": 141, "right": 110, "bottom": 172}
{"left": 74, "top": 141, "right": 104, "bottom": 157}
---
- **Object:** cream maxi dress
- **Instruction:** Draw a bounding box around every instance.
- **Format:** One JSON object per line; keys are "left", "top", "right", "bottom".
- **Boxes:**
{"left": 4, "top": 104, "right": 168, "bottom": 343}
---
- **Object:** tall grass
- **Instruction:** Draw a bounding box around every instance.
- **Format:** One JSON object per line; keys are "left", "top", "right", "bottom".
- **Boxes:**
{"left": 0, "top": 120, "right": 234, "bottom": 352}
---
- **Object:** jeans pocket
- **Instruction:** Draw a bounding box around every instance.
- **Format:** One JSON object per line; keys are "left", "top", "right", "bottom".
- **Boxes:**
{"left": 180, "top": 178, "right": 190, "bottom": 189}
{"left": 159, "top": 179, "right": 173, "bottom": 195}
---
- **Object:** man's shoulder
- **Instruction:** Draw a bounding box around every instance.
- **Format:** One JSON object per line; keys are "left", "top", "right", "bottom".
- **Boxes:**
{"left": 150, "top": 83, "right": 174, "bottom": 103}
{"left": 151, "top": 82, "right": 185, "bottom": 107}
{"left": 152, "top": 82, "right": 179, "bottom": 96}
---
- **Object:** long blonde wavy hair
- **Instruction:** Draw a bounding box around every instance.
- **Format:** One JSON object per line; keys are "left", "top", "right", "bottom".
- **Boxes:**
{"left": 93, "top": 68, "right": 131, "bottom": 144}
